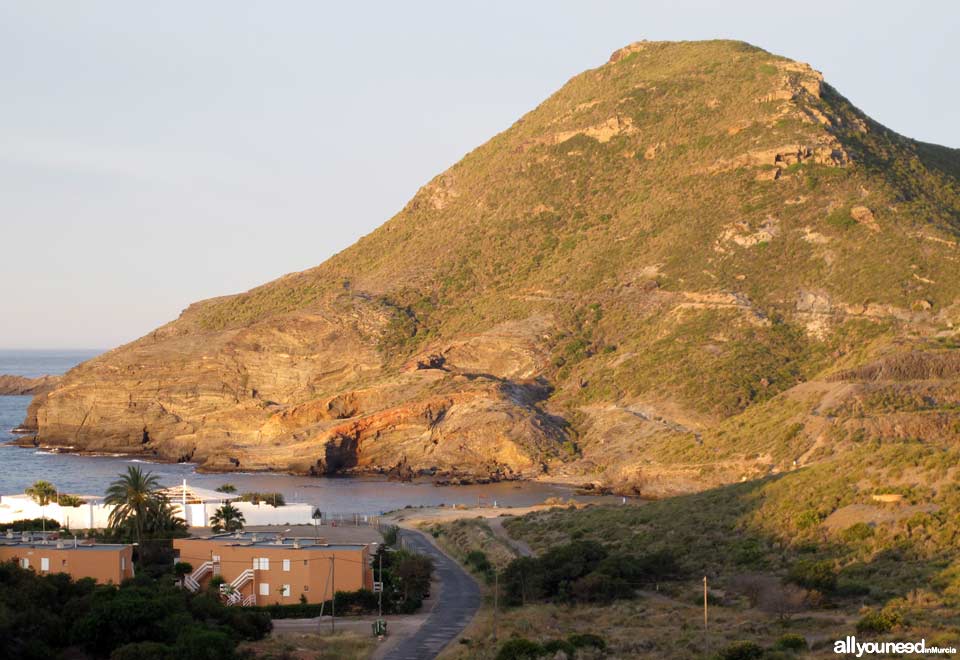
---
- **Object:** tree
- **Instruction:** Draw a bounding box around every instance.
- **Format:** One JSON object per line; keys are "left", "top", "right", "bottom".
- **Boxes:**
{"left": 25, "top": 480, "right": 57, "bottom": 506}
{"left": 174, "top": 562, "right": 193, "bottom": 587}
{"left": 25, "top": 480, "right": 58, "bottom": 533}
{"left": 210, "top": 504, "right": 245, "bottom": 533}
{"left": 395, "top": 552, "right": 433, "bottom": 601}
{"left": 104, "top": 467, "right": 162, "bottom": 544}
{"left": 144, "top": 497, "right": 187, "bottom": 536}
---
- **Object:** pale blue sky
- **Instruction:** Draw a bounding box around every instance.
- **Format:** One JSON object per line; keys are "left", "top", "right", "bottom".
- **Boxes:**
{"left": 1, "top": 1, "right": 957, "bottom": 349}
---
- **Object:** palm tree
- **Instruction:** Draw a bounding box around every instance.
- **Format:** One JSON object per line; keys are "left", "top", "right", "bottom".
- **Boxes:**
{"left": 104, "top": 466, "right": 162, "bottom": 543}
{"left": 210, "top": 503, "right": 245, "bottom": 533}
{"left": 25, "top": 480, "right": 57, "bottom": 505}
{"left": 146, "top": 496, "right": 188, "bottom": 535}
{"left": 25, "top": 480, "right": 57, "bottom": 533}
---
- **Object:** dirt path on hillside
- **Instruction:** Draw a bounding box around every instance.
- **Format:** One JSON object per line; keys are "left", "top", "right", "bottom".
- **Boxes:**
{"left": 486, "top": 516, "right": 533, "bottom": 557}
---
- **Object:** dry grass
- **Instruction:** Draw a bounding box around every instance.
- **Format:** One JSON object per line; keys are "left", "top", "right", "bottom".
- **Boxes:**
{"left": 240, "top": 630, "right": 375, "bottom": 660}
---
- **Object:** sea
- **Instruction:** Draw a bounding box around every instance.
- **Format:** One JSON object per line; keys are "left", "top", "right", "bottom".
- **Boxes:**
{"left": 0, "top": 349, "right": 602, "bottom": 513}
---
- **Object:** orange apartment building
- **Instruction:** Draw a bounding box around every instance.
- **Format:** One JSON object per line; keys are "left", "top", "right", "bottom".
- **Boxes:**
{"left": 0, "top": 533, "right": 135, "bottom": 584}
{"left": 174, "top": 532, "right": 374, "bottom": 606}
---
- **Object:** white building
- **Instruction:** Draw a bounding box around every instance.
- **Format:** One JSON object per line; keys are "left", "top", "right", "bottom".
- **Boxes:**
{"left": 0, "top": 479, "right": 315, "bottom": 530}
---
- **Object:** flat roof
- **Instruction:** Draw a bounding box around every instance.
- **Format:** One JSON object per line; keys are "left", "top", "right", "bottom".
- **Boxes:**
{"left": 178, "top": 532, "right": 368, "bottom": 552}
{"left": 157, "top": 482, "right": 235, "bottom": 503}
{"left": 0, "top": 540, "right": 129, "bottom": 552}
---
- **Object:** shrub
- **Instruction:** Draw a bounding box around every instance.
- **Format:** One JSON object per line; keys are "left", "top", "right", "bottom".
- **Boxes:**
{"left": 716, "top": 640, "right": 766, "bottom": 660}
{"left": 835, "top": 578, "right": 871, "bottom": 597}
{"left": 568, "top": 632, "right": 607, "bottom": 649}
{"left": 496, "top": 637, "right": 545, "bottom": 660}
{"left": 172, "top": 627, "right": 235, "bottom": 660}
{"left": 856, "top": 609, "right": 901, "bottom": 634}
{"left": 237, "top": 492, "right": 285, "bottom": 507}
{"left": 382, "top": 525, "right": 399, "bottom": 547}
{"left": 110, "top": 641, "right": 173, "bottom": 660}
{"left": 787, "top": 559, "right": 836, "bottom": 592}
{"left": 543, "top": 639, "right": 576, "bottom": 655}
{"left": 774, "top": 633, "right": 807, "bottom": 651}
{"left": 57, "top": 494, "right": 85, "bottom": 507}
{"left": 0, "top": 518, "right": 62, "bottom": 532}
{"left": 572, "top": 573, "right": 631, "bottom": 603}
{"left": 841, "top": 522, "right": 875, "bottom": 543}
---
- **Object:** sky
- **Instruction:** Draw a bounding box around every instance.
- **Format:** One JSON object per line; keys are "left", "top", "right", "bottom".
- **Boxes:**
{"left": 1, "top": 1, "right": 957, "bottom": 349}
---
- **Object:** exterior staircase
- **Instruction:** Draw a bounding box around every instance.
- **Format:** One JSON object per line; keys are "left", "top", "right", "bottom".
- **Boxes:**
{"left": 221, "top": 568, "right": 255, "bottom": 606}
{"left": 183, "top": 560, "right": 214, "bottom": 593}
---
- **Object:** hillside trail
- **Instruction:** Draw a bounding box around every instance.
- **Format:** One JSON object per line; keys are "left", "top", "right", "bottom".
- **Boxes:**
{"left": 487, "top": 516, "right": 534, "bottom": 558}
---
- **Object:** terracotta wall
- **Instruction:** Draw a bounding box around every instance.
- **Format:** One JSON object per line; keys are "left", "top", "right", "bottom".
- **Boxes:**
{"left": 0, "top": 545, "right": 134, "bottom": 584}
{"left": 174, "top": 540, "right": 372, "bottom": 605}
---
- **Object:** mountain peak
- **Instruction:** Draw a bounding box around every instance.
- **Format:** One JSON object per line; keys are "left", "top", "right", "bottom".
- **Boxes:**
{"left": 27, "top": 40, "right": 960, "bottom": 497}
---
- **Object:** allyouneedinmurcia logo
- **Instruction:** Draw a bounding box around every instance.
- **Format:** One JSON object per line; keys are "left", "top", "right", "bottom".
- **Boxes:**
{"left": 834, "top": 636, "right": 956, "bottom": 656}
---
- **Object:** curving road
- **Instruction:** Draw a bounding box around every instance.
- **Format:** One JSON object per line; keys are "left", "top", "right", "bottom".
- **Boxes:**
{"left": 383, "top": 528, "right": 481, "bottom": 660}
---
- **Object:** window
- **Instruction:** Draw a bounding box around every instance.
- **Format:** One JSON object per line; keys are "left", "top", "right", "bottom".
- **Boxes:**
{"left": 40, "top": 558, "right": 50, "bottom": 572}
{"left": 253, "top": 557, "right": 270, "bottom": 571}
{"left": 303, "top": 585, "right": 309, "bottom": 592}
{"left": 19, "top": 558, "right": 28, "bottom": 569}
{"left": 259, "top": 583, "right": 270, "bottom": 596}
{"left": 282, "top": 559, "right": 290, "bottom": 572}
{"left": 281, "top": 584, "right": 291, "bottom": 597}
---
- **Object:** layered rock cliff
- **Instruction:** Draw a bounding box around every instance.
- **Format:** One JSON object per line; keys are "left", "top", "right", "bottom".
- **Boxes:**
{"left": 28, "top": 41, "right": 960, "bottom": 492}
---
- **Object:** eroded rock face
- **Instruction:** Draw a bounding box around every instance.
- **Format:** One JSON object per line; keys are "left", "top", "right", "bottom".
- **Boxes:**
{"left": 0, "top": 374, "right": 60, "bottom": 396}
{"left": 32, "top": 301, "right": 566, "bottom": 480}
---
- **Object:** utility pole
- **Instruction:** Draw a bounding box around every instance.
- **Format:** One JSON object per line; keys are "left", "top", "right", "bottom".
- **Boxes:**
{"left": 493, "top": 570, "right": 499, "bottom": 641}
{"left": 703, "top": 575, "right": 709, "bottom": 655}
{"left": 331, "top": 557, "right": 336, "bottom": 633}
{"left": 378, "top": 549, "right": 383, "bottom": 618}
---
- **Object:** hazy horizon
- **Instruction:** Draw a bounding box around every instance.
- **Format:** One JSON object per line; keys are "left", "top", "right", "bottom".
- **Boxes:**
{"left": 2, "top": 1, "right": 958, "bottom": 349}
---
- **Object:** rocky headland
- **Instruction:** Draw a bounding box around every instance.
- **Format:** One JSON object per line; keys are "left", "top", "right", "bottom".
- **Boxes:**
{"left": 24, "top": 40, "right": 960, "bottom": 495}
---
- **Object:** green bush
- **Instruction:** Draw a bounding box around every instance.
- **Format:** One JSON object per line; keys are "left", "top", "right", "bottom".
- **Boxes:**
{"left": 0, "top": 518, "right": 62, "bottom": 532}
{"left": 835, "top": 578, "right": 870, "bottom": 597}
{"left": 774, "top": 633, "right": 807, "bottom": 651}
{"left": 787, "top": 559, "right": 837, "bottom": 592}
{"left": 110, "top": 641, "right": 173, "bottom": 660}
{"left": 237, "top": 492, "right": 285, "bottom": 507}
{"left": 543, "top": 639, "right": 576, "bottom": 655}
{"left": 496, "top": 637, "right": 546, "bottom": 660}
{"left": 502, "top": 540, "right": 677, "bottom": 606}
{"left": 840, "top": 522, "right": 875, "bottom": 543}
{"left": 716, "top": 640, "right": 766, "bottom": 660}
{"left": 0, "top": 559, "right": 268, "bottom": 659}
{"left": 856, "top": 609, "right": 901, "bottom": 633}
{"left": 568, "top": 632, "right": 607, "bottom": 649}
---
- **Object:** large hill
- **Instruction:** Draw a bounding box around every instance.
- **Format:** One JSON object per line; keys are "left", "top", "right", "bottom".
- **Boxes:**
{"left": 27, "top": 40, "right": 960, "bottom": 495}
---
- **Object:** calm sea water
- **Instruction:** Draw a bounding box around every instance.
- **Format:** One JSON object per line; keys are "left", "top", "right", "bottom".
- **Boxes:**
{"left": 0, "top": 350, "right": 601, "bottom": 512}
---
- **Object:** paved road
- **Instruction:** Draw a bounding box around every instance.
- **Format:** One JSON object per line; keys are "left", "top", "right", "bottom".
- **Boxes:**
{"left": 383, "top": 528, "right": 481, "bottom": 660}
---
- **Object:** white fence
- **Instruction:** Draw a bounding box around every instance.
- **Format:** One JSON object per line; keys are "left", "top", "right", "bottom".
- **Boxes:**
{"left": 0, "top": 494, "right": 315, "bottom": 530}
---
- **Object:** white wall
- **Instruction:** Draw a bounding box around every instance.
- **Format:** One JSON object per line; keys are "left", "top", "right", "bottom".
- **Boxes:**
{"left": 0, "top": 495, "right": 112, "bottom": 529}
{"left": 0, "top": 494, "right": 314, "bottom": 530}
